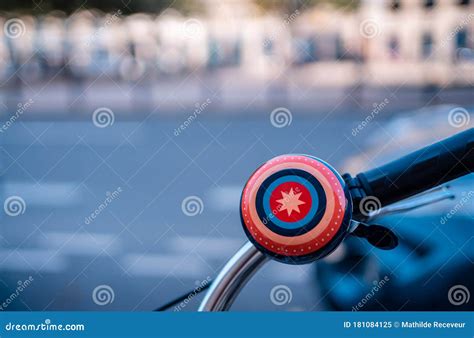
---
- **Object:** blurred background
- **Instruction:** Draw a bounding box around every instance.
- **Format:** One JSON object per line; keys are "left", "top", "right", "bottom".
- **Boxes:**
{"left": 0, "top": 0, "right": 472, "bottom": 311}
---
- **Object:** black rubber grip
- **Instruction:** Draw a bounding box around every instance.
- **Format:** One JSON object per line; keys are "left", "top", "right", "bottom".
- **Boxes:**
{"left": 356, "top": 128, "right": 474, "bottom": 206}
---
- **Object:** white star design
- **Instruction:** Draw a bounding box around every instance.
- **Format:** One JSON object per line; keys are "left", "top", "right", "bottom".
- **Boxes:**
{"left": 276, "top": 188, "right": 306, "bottom": 217}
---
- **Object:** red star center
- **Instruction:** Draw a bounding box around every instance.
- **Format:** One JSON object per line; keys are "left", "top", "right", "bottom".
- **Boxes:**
{"left": 270, "top": 182, "right": 312, "bottom": 222}
{"left": 276, "top": 188, "right": 306, "bottom": 217}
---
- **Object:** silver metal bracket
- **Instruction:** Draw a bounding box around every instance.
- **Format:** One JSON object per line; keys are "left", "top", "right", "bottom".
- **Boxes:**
{"left": 368, "top": 185, "right": 454, "bottom": 220}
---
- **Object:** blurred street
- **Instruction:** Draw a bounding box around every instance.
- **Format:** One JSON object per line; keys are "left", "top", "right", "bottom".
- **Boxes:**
{"left": 0, "top": 115, "right": 367, "bottom": 311}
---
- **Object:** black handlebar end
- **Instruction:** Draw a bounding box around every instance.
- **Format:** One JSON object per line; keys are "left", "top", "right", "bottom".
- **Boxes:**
{"left": 350, "top": 128, "right": 474, "bottom": 213}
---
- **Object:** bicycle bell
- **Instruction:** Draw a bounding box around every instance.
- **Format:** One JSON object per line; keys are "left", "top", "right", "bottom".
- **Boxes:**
{"left": 240, "top": 154, "right": 354, "bottom": 264}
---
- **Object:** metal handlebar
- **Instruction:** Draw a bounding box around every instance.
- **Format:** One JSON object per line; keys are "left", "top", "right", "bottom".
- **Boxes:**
{"left": 199, "top": 185, "right": 455, "bottom": 311}
{"left": 198, "top": 242, "right": 268, "bottom": 311}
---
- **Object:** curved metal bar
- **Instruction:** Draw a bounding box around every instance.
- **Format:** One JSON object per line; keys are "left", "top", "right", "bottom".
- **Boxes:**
{"left": 198, "top": 185, "right": 455, "bottom": 311}
{"left": 198, "top": 241, "right": 268, "bottom": 311}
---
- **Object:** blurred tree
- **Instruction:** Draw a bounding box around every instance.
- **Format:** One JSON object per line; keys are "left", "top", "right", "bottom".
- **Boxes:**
{"left": 0, "top": 0, "right": 201, "bottom": 14}
{"left": 254, "top": 0, "right": 359, "bottom": 12}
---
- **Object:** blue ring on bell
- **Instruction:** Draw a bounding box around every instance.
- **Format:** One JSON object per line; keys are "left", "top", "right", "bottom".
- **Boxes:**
{"left": 262, "top": 175, "right": 319, "bottom": 230}
{"left": 255, "top": 169, "right": 327, "bottom": 237}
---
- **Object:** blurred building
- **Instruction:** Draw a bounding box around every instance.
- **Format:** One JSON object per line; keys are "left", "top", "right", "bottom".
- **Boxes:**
{"left": 0, "top": 0, "right": 472, "bottom": 114}
{"left": 359, "top": 0, "right": 474, "bottom": 86}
